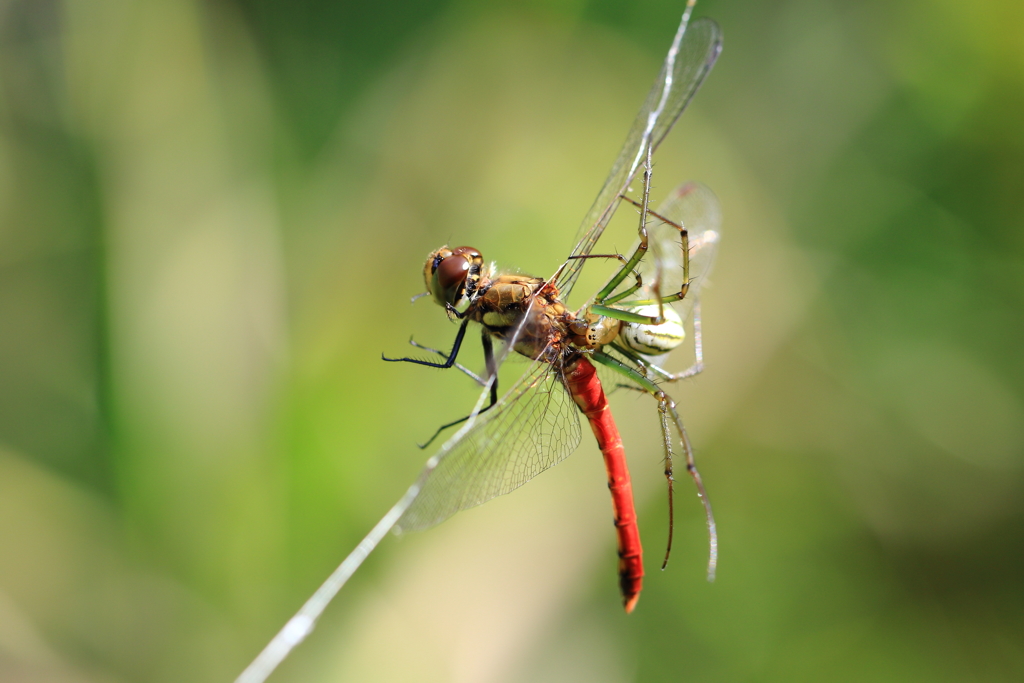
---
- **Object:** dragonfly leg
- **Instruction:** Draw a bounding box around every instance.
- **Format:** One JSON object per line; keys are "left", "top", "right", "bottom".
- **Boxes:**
{"left": 590, "top": 349, "right": 717, "bottom": 582}
{"left": 408, "top": 338, "right": 487, "bottom": 385}
{"left": 444, "top": 302, "right": 468, "bottom": 321}
{"left": 417, "top": 332, "right": 499, "bottom": 450}
{"left": 382, "top": 317, "right": 470, "bottom": 368}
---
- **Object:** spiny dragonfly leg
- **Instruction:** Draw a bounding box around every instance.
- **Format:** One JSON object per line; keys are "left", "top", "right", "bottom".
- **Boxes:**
{"left": 382, "top": 317, "right": 470, "bottom": 368}
{"left": 444, "top": 302, "right": 467, "bottom": 320}
{"left": 590, "top": 350, "right": 717, "bottom": 582}
{"left": 408, "top": 338, "right": 486, "bottom": 385}
{"left": 417, "top": 332, "right": 499, "bottom": 450}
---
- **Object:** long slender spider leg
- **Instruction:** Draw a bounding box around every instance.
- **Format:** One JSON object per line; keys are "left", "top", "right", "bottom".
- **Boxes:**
{"left": 590, "top": 158, "right": 692, "bottom": 326}
{"left": 662, "top": 394, "right": 717, "bottom": 582}
{"left": 382, "top": 317, "right": 470, "bottom": 368}
{"left": 589, "top": 159, "right": 660, "bottom": 309}
{"left": 602, "top": 343, "right": 659, "bottom": 383}
{"left": 566, "top": 253, "right": 645, "bottom": 303}
{"left": 616, "top": 375, "right": 679, "bottom": 568}
{"left": 417, "top": 333, "right": 499, "bottom": 450}
{"left": 590, "top": 350, "right": 716, "bottom": 582}
{"left": 641, "top": 140, "right": 664, "bottom": 325}
{"left": 657, "top": 397, "right": 676, "bottom": 570}
{"left": 620, "top": 189, "right": 691, "bottom": 307}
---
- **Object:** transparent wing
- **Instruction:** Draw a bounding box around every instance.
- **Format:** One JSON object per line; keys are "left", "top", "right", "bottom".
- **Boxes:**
{"left": 395, "top": 358, "right": 582, "bottom": 533}
{"left": 554, "top": 13, "right": 722, "bottom": 299}
{"left": 642, "top": 181, "right": 721, "bottom": 322}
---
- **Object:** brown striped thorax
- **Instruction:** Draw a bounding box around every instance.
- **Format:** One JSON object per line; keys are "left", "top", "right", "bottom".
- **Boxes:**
{"left": 423, "top": 246, "right": 576, "bottom": 363}
{"left": 423, "top": 245, "right": 687, "bottom": 363}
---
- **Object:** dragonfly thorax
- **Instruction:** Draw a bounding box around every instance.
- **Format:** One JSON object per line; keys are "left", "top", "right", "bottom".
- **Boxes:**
{"left": 425, "top": 245, "right": 579, "bottom": 365}
{"left": 476, "top": 275, "right": 578, "bottom": 364}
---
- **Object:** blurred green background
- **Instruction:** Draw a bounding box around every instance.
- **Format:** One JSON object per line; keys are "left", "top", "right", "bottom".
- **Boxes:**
{"left": 2, "top": 0, "right": 1023, "bottom": 681}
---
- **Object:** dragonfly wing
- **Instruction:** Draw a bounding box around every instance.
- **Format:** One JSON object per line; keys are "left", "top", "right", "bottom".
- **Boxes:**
{"left": 396, "top": 358, "right": 582, "bottom": 533}
{"left": 556, "top": 15, "right": 722, "bottom": 299}
{"left": 644, "top": 181, "right": 721, "bottom": 321}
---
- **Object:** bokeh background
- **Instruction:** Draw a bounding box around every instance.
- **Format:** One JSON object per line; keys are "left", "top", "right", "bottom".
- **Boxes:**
{"left": 2, "top": 0, "right": 1023, "bottom": 681}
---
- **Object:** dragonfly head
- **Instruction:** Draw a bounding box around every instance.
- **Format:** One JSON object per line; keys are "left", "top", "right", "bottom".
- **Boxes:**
{"left": 424, "top": 246, "right": 484, "bottom": 309}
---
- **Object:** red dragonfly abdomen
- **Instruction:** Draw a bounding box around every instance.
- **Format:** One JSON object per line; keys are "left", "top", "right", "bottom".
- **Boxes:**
{"left": 566, "top": 357, "right": 644, "bottom": 612}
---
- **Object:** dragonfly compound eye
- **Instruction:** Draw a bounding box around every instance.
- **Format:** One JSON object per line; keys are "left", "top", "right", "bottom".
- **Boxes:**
{"left": 450, "top": 246, "right": 482, "bottom": 261}
{"left": 423, "top": 245, "right": 484, "bottom": 308}
{"left": 424, "top": 247, "right": 452, "bottom": 297}
{"left": 429, "top": 251, "right": 472, "bottom": 307}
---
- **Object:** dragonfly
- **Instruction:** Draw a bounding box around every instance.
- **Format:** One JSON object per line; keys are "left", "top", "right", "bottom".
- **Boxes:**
{"left": 391, "top": 178, "right": 722, "bottom": 611}
{"left": 237, "top": 2, "right": 721, "bottom": 680}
